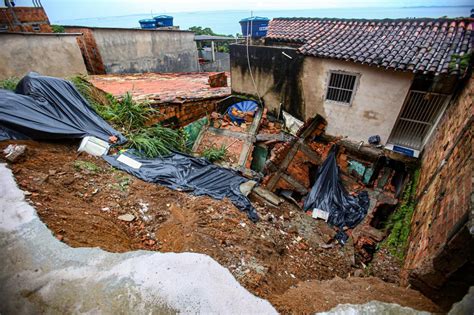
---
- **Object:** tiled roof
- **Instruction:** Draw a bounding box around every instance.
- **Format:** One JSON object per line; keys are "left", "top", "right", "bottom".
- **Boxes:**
{"left": 89, "top": 72, "right": 230, "bottom": 104}
{"left": 267, "top": 18, "right": 473, "bottom": 75}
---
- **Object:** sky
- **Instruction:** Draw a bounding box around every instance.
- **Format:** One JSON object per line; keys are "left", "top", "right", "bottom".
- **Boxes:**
{"left": 11, "top": 0, "right": 472, "bottom": 21}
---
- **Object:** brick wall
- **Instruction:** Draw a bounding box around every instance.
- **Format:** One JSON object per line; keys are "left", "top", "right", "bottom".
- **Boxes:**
{"left": 402, "top": 75, "right": 473, "bottom": 308}
{"left": 0, "top": 7, "right": 52, "bottom": 32}
{"left": 65, "top": 27, "right": 106, "bottom": 75}
{"left": 149, "top": 98, "right": 219, "bottom": 127}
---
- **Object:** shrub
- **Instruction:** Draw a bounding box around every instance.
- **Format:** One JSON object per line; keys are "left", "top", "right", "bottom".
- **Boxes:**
{"left": 202, "top": 145, "right": 227, "bottom": 162}
{"left": 0, "top": 77, "right": 20, "bottom": 91}
{"left": 382, "top": 170, "right": 420, "bottom": 259}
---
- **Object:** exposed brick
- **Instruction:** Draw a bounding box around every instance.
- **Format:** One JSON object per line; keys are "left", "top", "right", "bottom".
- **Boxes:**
{"left": 0, "top": 7, "right": 52, "bottom": 33}
{"left": 64, "top": 27, "right": 106, "bottom": 75}
{"left": 402, "top": 76, "right": 473, "bottom": 305}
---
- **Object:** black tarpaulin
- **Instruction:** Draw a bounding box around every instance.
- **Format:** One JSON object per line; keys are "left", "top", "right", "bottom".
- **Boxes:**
{"left": 0, "top": 73, "right": 258, "bottom": 221}
{"left": 0, "top": 72, "right": 125, "bottom": 143}
{"left": 304, "top": 146, "right": 369, "bottom": 242}
{"left": 103, "top": 151, "right": 259, "bottom": 221}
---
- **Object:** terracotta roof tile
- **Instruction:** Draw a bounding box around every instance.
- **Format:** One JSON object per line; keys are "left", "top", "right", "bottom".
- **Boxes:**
{"left": 267, "top": 17, "right": 473, "bottom": 75}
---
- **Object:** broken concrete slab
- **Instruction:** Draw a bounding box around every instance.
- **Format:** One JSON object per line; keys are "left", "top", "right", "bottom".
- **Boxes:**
{"left": 251, "top": 186, "right": 284, "bottom": 206}
{"left": 0, "top": 163, "right": 277, "bottom": 314}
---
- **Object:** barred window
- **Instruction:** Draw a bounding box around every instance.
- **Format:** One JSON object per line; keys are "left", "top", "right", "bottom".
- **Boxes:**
{"left": 325, "top": 71, "right": 358, "bottom": 105}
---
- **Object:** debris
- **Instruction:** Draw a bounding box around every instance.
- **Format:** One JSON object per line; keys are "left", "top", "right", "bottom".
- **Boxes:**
{"left": 208, "top": 72, "right": 228, "bottom": 88}
{"left": 226, "top": 100, "right": 258, "bottom": 124}
{"left": 304, "top": 146, "right": 369, "bottom": 244}
{"left": 78, "top": 136, "right": 110, "bottom": 156}
{"left": 118, "top": 214, "right": 135, "bottom": 222}
{"left": 251, "top": 186, "right": 284, "bottom": 206}
{"left": 282, "top": 110, "right": 304, "bottom": 136}
{"left": 104, "top": 151, "right": 259, "bottom": 222}
{"left": 312, "top": 208, "right": 330, "bottom": 221}
{"left": 239, "top": 180, "right": 257, "bottom": 196}
{"left": 117, "top": 154, "right": 142, "bottom": 169}
{"left": 368, "top": 135, "right": 381, "bottom": 145}
{"left": 3, "top": 144, "right": 26, "bottom": 162}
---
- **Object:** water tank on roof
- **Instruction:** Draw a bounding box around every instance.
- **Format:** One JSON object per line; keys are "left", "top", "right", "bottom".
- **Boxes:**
{"left": 154, "top": 15, "right": 174, "bottom": 27}
{"left": 239, "top": 16, "right": 269, "bottom": 38}
{"left": 139, "top": 19, "right": 156, "bottom": 29}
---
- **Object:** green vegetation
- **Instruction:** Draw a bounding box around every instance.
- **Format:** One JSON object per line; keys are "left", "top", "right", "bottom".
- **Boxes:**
{"left": 70, "top": 75, "right": 189, "bottom": 158}
{"left": 74, "top": 160, "right": 101, "bottom": 173}
{"left": 449, "top": 53, "right": 472, "bottom": 73}
{"left": 382, "top": 170, "right": 420, "bottom": 259}
{"left": 107, "top": 92, "right": 157, "bottom": 132}
{"left": 202, "top": 145, "right": 227, "bottom": 163}
{"left": 189, "top": 26, "right": 234, "bottom": 53}
{"left": 127, "top": 125, "right": 188, "bottom": 158}
{"left": 112, "top": 174, "right": 131, "bottom": 191}
{"left": 0, "top": 77, "right": 20, "bottom": 91}
{"left": 51, "top": 25, "right": 65, "bottom": 33}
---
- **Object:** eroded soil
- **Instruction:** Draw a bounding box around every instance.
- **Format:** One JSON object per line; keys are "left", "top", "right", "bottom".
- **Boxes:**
{"left": 1, "top": 140, "right": 441, "bottom": 313}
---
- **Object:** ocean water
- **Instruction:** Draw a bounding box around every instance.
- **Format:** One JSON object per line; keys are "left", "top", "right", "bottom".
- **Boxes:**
{"left": 53, "top": 6, "right": 472, "bottom": 35}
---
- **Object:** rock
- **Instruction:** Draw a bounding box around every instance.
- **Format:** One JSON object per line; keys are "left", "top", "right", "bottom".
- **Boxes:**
{"left": 353, "top": 269, "right": 364, "bottom": 277}
{"left": 3, "top": 144, "right": 27, "bottom": 162}
{"left": 239, "top": 180, "right": 257, "bottom": 196}
{"left": 251, "top": 186, "right": 284, "bottom": 206}
{"left": 118, "top": 214, "right": 135, "bottom": 222}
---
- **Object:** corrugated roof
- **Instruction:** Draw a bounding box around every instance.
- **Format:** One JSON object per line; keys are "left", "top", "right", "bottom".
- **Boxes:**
{"left": 267, "top": 17, "right": 474, "bottom": 75}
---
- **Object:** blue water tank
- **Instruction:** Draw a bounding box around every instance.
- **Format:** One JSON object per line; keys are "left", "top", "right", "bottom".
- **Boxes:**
{"left": 139, "top": 19, "right": 156, "bottom": 29}
{"left": 239, "top": 16, "right": 269, "bottom": 38}
{"left": 154, "top": 15, "right": 174, "bottom": 27}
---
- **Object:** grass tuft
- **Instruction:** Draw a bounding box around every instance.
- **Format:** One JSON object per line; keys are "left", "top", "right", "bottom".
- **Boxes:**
{"left": 202, "top": 145, "right": 227, "bottom": 163}
{"left": 0, "top": 77, "right": 20, "bottom": 91}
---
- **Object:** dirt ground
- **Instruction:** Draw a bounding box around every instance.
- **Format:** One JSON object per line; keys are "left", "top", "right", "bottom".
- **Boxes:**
{"left": 1, "top": 140, "right": 441, "bottom": 313}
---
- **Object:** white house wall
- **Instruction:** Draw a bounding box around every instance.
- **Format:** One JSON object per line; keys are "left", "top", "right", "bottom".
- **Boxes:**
{"left": 302, "top": 57, "right": 414, "bottom": 144}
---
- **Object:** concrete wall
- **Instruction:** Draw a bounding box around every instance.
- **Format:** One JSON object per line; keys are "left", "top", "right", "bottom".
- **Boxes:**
{"left": 402, "top": 75, "right": 473, "bottom": 309}
{"left": 302, "top": 57, "right": 414, "bottom": 144}
{"left": 90, "top": 28, "right": 199, "bottom": 74}
{"left": 230, "top": 44, "right": 413, "bottom": 143}
{"left": 230, "top": 44, "right": 306, "bottom": 120}
{"left": 0, "top": 33, "right": 87, "bottom": 79}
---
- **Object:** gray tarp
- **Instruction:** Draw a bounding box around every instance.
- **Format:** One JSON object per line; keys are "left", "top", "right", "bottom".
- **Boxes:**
{"left": 0, "top": 73, "right": 258, "bottom": 220}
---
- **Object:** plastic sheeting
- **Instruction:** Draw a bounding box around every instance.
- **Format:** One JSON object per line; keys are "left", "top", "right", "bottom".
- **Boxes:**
{"left": 304, "top": 146, "right": 369, "bottom": 243}
{"left": 104, "top": 151, "right": 259, "bottom": 221}
{"left": 0, "top": 73, "right": 257, "bottom": 220}
{"left": 226, "top": 100, "right": 258, "bottom": 124}
{"left": 0, "top": 73, "right": 125, "bottom": 143}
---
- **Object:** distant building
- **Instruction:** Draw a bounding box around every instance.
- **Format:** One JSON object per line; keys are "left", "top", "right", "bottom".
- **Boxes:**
{"left": 0, "top": 2, "right": 52, "bottom": 33}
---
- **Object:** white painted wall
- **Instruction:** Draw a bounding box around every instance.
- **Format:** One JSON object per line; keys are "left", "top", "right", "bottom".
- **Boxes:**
{"left": 302, "top": 58, "right": 414, "bottom": 144}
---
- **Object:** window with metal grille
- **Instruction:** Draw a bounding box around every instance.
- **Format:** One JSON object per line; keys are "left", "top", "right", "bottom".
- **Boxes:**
{"left": 325, "top": 71, "right": 358, "bottom": 105}
{"left": 388, "top": 90, "right": 449, "bottom": 150}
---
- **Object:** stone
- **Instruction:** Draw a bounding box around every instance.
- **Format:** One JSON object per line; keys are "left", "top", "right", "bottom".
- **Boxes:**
{"left": 3, "top": 144, "right": 26, "bottom": 162}
{"left": 239, "top": 180, "right": 257, "bottom": 197}
{"left": 118, "top": 214, "right": 135, "bottom": 222}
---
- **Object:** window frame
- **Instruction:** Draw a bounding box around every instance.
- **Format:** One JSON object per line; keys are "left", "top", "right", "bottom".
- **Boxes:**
{"left": 324, "top": 70, "right": 360, "bottom": 106}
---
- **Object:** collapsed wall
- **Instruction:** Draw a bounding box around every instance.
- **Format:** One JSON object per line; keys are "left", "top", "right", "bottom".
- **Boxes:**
{"left": 403, "top": 75, "right": 473, "bottom": 309}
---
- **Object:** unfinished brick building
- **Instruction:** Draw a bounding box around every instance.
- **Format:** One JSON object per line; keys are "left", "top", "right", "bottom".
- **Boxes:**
{"left": 0, "top": 5, "right": 52, "bottom": 33}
